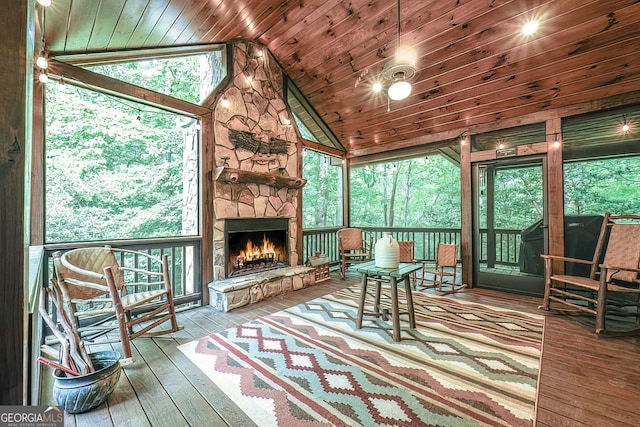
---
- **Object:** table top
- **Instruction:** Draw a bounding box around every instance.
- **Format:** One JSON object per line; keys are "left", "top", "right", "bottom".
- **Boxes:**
{"left": 349, "top": 260, "right": 422, "bottom": 278}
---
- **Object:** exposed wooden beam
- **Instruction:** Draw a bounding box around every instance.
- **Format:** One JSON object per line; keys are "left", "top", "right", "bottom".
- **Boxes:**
{"left": 301, "top": 139, "right": 345, "bottom": 158}
{"left": 48, "top": 59, "right": 211, "bottom": 117}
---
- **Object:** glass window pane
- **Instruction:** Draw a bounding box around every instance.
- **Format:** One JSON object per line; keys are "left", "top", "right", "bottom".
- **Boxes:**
{"left": 350, "top": 155, "right": 461, "bottom": 227}
{"left": 302, "top": 150, "right": 343, "bottom": 228}
{"left": 84, "top": 49, "right": 226, "bottom": 105}
{"left": 564, "top": 156, "right": 640, "bottom": 216}
{"left": 45, "top": 83, "right": 199, "bottom": 242}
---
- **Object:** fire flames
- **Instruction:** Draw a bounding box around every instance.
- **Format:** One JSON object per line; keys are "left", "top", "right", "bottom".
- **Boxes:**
{"left": 239, "top": 234, "right": 280, "bottom": 261}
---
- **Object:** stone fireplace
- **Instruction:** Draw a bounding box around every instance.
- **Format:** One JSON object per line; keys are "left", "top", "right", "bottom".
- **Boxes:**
{"left": 206, "top": 41, "right": 319, "bottom": 311}
{"left": 225, "top": 218, "right": 289, "bottom": 277}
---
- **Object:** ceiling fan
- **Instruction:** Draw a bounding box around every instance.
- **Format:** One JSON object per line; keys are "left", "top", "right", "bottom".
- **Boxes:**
{"left": 357, "top": 0, "right": 418, "bottom": 106}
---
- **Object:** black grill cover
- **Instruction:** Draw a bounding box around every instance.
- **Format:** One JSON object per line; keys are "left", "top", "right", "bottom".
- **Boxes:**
{"left": 518, "top": 215, "right": 604, "bottom": 276}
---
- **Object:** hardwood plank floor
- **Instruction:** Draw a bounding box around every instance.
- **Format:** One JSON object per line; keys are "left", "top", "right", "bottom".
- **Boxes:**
{"left": 40, "top": 273, "right": 640, "bottom": 426}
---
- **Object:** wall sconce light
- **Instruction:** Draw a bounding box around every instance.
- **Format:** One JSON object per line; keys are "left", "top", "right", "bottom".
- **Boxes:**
{"left": 552, "top": 133, "right": 561, "bottom": 148}
{"left": 220, "top": 97, "right": 230, "bottom": 108}
{"left": 36, "top": 52, "right": 49, "bottom": 69}
{"left": 459, "top": 131, "right": 468, "bottom": 145}
{"left": 36, "top": 0, "right": 52, "bottom": 7}
{"left": 38, "top": 71, "right": 49, "bottom": 83}
{"left": 497, "top": 139, "right": 506, "bottom": 150}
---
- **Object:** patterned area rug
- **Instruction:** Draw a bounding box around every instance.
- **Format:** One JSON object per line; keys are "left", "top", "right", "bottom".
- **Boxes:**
{"left": 179, "top": 286, "right": 544, "bottom": 426}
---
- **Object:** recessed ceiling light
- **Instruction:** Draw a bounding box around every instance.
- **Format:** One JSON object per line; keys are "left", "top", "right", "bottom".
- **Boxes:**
{"left": 372, "top": 82, "right": 382, "bottom": 93}
{"left": 522, "top": 20, "right": 539, "bottom": 36}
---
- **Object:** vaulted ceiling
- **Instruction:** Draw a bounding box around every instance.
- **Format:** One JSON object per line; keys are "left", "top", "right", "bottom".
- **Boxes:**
{"left": 40, "top": 0, "right": 640, "bottom": 158}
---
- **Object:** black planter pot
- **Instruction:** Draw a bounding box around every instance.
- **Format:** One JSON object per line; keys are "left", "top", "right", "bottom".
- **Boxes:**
{"left": 52, "top": 350, "right": 122, "bottom": 414}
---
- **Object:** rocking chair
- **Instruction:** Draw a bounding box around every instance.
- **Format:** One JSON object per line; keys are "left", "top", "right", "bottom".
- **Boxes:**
{"left": 417, "top": 243, "right": 467, "bottom": 294}
{"left": 540, "top": 213, "right": 640, "bottom": 335}
{"left": 52, "top": 246, "right": 182, "bottom": 362}
{"left": 337, "top": 228, "right": 371, "bottom": 279}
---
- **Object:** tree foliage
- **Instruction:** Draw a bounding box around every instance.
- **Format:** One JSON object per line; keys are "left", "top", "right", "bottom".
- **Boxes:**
{"left": 302, "top": 150, "right": 342, "bottom": 228}
{"left": 350, "top": 156, "right": 462, "bottom": 228}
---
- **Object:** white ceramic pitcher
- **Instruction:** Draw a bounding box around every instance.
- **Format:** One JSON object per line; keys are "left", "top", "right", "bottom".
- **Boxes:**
{"left": 374, "top": 232, "right": 400, "bottom": 269}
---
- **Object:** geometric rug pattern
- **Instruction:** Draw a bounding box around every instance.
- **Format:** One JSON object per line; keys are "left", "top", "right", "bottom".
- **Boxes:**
{"left": 179, "top": 285, "right": 544, "bottom": 426}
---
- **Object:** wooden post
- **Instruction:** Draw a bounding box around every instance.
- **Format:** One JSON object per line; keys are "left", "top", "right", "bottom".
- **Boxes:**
{"left": 546, "top": 118, "right": 565, "bottom": 273}
{"left": 460, "top": 139, "right": 473, "bottom": 287}
{"left": 486, "top": 166, "right": 496, "bottom": 269}
{"left": 0, "top": 0, "right": 33, "bottom": 404}
{"left": 200, "top": 112, "right": 214, "bottom": 305}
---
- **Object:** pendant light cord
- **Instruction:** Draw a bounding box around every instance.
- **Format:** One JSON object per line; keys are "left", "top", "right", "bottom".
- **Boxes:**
{"left": 397, "top": 0, "right": 401, "bottom": 49}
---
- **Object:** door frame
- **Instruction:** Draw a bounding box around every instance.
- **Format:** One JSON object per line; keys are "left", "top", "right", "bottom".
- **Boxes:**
{"left": 459, "top": 118, "right": 565, "bottom": 290}
{"left": 471, "top": 155, "right": 547, "bottom": 295}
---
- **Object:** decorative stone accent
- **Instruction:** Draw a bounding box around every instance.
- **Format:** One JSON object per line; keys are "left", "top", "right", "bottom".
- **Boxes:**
{"left": 208, "top": 266, "right": 316, "bottom": 312}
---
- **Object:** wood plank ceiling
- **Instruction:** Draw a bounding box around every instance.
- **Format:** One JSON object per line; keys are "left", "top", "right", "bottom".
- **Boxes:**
{"left": 40, "top": 0, "right": 640, "bottom": 158}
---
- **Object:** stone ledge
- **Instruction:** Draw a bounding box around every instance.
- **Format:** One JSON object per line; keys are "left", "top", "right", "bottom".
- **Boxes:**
{"left": 208, "top": 266, "right": 316, "bottom": 312}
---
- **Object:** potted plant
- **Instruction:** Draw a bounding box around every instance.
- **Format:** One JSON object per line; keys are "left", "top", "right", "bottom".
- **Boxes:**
{"left": 38, "top": 281, "right": 122, "bottom": 414}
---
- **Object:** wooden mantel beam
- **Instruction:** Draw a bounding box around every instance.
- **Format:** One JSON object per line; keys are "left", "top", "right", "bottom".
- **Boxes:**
{"left": 215, "top": 167, "right": 307, "bottom": 189}
{"left": 48, "top": 59, "right": 211, "bottom": 118}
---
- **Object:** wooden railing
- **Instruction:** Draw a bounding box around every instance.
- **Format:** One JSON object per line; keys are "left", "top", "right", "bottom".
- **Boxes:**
{"left": 301, "top": 227, "right": 342, "bottom": 265}
{"left": 302, "top": 227, "right": 522, "bottom": 267}
{"left": 478, "top": 228, "right": 521, "bottom": 267}
{"left": 42, "top": 237, "right": 203, "bottom": 308}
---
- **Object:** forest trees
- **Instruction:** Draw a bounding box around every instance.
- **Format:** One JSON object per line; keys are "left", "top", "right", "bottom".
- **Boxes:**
{"left": 349, "top": 156, "right": 462, "bottom": 228}
{"left": 45, "top": 57, "right": 201, "bottom": 242}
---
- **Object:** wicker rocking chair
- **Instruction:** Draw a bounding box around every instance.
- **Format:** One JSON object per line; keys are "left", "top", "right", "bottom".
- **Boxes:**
{"left": 540, "top": 213, "right": 640, "bottom": 335}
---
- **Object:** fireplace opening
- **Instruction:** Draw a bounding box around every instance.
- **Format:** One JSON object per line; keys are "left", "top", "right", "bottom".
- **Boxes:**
{"left": 225, "top": 218, "right": 289, "bottom": 277}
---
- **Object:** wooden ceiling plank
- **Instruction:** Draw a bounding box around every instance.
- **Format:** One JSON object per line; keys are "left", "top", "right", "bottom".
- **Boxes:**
{"left": 88, "top": 0, "right": 127, "bottom": 51}
{"left": 197, "top": 1, "right": 273, "bottom": 43}
{"left": 106, "top": 0, "right": 151, "bottom": 51}
{"left": 206, "top": 2, "right": 295, "bottom": 44}
{"left": 271, "top": 0, "right": 398, "bottom": 67}
{"left": 350, "top": 73, "right": 640, "bottom": 151}
{"left": 362, "top": 60, "right": 640, "bottom": 147}
{"left": 63, "top": 0, "right": 102, "bottom": 52}
{"left": 263, "top": 0, "right": 364, "bottom": 53}
{"left": 48, "top": 59, "right": 210, "bottom": 117}
{"left": 319, "top": 2, "right": 640, "bottom": 129}
{"left": 281, "top": 0, "right": 485, "bottom": 83}
{"left": 142, "top": 0, "right": 188, "bottom": 47}
{"left": 43, "top": 0, "right": 72, "bottom": 53}
{"left": 339, "top": 31, "right": 640, "bottom": 138}
{"left": 125, "top": 0, "right": 171, "bottom": 48}
{"left": 300, "top": 0, "right": 609, "bottom": 101}
{"left": 160, "top": 0, "right": 209, "bottom": 46}
{"left": 288, "top": 0, "right": 547, "bottom": 93}
{"left": 182, "top": 0, "right": 227, "bottom": 45}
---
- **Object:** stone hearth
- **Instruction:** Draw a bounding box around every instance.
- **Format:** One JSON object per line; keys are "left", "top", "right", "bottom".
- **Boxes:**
{"left": 208, "top": 266, "right": 315, "bottom": 312}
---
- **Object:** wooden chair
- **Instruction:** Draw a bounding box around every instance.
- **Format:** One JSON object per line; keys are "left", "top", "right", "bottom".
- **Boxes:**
{"left": 337, "top": 228, "right": 370, "bottom": 279}
{"left": 52, "top": 246, "right": 181, "bottom": 362}
{"left": 398, "top": 241, "right": 418, "bottom": 287}
{"left": 417, "top": 243, "right": 466, "bottom": 294}
{"left": 540, "top": 213, "right": 640, "bottom": 334}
